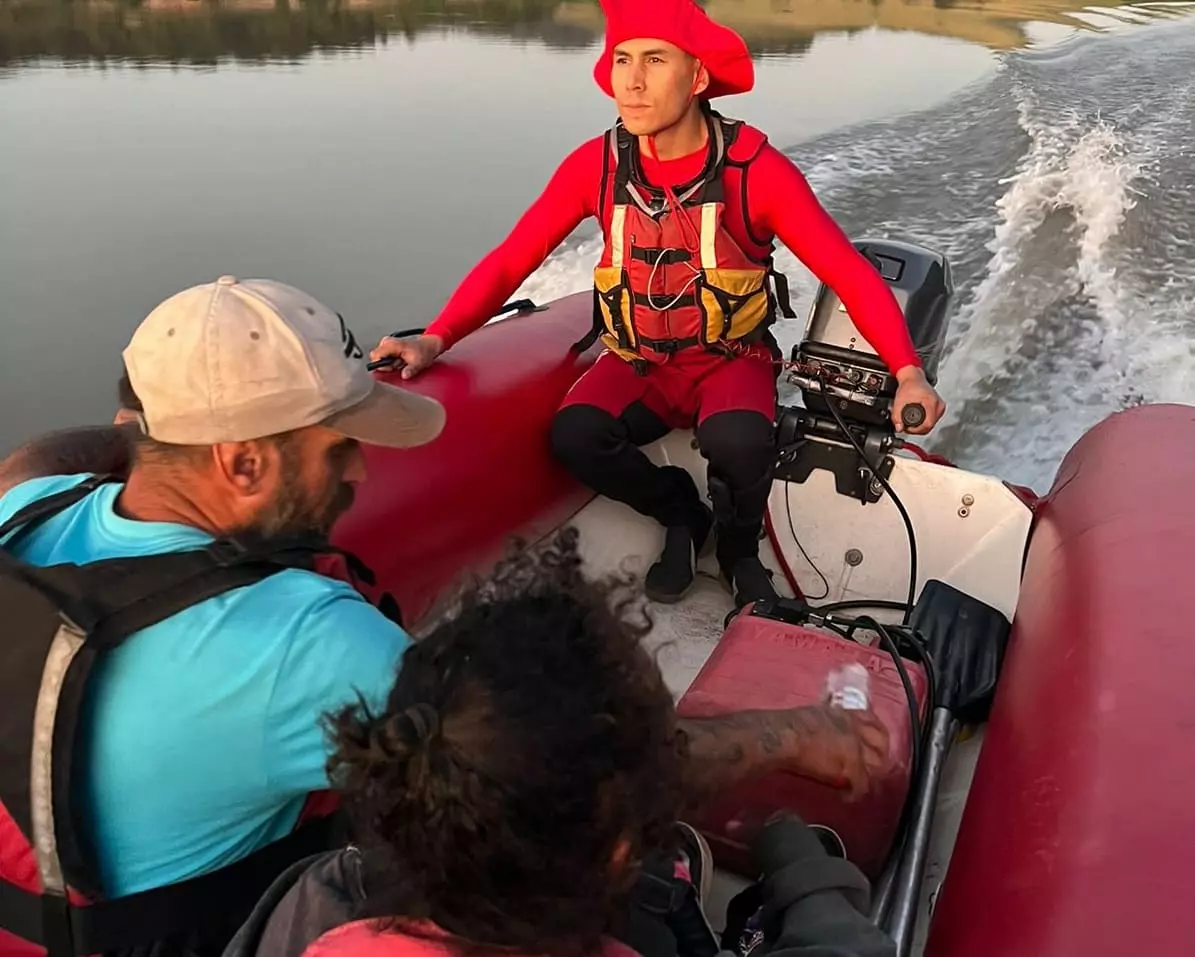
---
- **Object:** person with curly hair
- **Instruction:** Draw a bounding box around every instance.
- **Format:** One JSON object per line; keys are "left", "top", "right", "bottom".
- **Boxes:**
{"left": 224, "top": 530, "right": 894, "bottom": 957}
{"left": 322, "top": 527, "right": 686, "bottom": 957}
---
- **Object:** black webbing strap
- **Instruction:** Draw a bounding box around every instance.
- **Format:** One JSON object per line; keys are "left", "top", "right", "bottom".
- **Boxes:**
{"left": 0, "top": 476, "right": 116, "bottom": 551}
{"left": 572, "top": 288, "right": 609, "bottom": 355}
{"left": 635, "top": 334, "right": 702, "bottom": 355}
{"left": 85, "top": 544, "right": 324, "bottom": 650}
{"left": 631, "top": 290, "right": 699, "bottom": 310}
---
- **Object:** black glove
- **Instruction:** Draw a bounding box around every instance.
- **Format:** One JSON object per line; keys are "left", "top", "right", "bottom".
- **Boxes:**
{"left": 753, "top": 814, "right": 872, "bottom": 919}
{"left": 744, "top": 813, "right": 896, "bottom": 957}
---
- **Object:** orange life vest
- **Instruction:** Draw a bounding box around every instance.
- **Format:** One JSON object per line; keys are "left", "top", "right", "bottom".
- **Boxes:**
{"left": 588, "top": 111, "right": 793, "bottom": 366}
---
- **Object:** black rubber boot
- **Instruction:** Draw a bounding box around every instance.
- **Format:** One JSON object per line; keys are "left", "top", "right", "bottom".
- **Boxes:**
{"left": 696, "top": 410, "right": 779, "bottom": 608}
{"left": 709, "top": 472, "right": 778, "bottom": 608}
{"left": 721, "top": 553, "right": 778, "bottom": 607}
{"left": 645, "top": 468, "right": 714, "bottom": 604}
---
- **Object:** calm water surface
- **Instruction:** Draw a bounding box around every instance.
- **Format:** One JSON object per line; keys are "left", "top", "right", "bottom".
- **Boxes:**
{"left": 2, "top": 0, "right": 1194, "bottom": 488}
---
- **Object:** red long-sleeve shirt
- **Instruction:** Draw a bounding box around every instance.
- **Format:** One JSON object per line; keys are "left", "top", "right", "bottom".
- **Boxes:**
{"left": 425, "top": 135, "right": 920, "bottom": 373}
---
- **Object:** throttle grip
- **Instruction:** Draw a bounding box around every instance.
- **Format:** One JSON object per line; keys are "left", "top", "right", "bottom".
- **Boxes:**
{"left": 900, "top": 403, "right": 927, "bottom": 430}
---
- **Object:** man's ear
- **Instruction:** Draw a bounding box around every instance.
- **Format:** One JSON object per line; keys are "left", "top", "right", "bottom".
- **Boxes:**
{"left": 692, "top": 60, "right": 710, "bottom": 98}
{"left": 212, "top": 440, "right": 272, "bottom": 495}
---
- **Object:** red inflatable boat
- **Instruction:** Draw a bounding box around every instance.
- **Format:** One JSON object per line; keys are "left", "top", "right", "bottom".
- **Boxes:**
{"left": 331, "top": 239, "right": 1195, "bottom": 956}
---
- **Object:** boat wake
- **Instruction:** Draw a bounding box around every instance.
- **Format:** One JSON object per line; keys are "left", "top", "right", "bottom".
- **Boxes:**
{"left": 932, "top": 23, "right": 1195, "bottom": 487}
{"left": 929, "top": 77, "right": 1150, "bottom": 482}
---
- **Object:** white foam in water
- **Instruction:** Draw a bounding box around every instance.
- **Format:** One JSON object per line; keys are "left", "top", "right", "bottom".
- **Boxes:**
{"left": 511, "top": 232, "right": 604, "bottom": 305}
{"left": 937, "top": 85, "right": 1142, "bottom": 391}
{"left": 930, "top": 76, "right": 1182, "bottom": 487}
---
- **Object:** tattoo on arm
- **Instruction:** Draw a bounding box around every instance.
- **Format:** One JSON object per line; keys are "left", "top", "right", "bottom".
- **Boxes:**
{"left": 676, "top": 706, "right": 848, "bottom": 809}
{"left": 0, "top": 425, "right": 136, "bottom": 498}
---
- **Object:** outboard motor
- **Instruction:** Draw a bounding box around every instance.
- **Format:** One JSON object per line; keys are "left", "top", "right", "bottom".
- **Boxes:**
{"left": 776, "top": 238, "right": 954, "bottom": 503}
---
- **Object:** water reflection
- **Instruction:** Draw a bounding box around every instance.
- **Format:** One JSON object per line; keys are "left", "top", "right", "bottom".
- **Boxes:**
{"left": 2, "top": 0, "right": 1191, "bottom": 68}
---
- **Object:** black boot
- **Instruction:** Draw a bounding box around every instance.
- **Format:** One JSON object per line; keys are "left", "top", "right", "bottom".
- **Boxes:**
{"left": 645, "top": 467, "right": 714, "bottom": 604}
{"left": 716, "top": 536, "right": 777, "bottom": 607}
{"left": 709, "top": 473, "right": 778, "bottom": 608}
{"left": 696, "top": 411, "right": 780, "bottom": 608}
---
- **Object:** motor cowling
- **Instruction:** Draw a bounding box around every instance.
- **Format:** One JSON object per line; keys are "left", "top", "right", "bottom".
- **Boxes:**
{"left": 789, "top": 238, "right": 953, "bottom": 427}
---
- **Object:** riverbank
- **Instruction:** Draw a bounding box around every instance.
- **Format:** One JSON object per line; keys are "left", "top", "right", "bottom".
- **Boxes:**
{"left": 3, "top": 0, "right": 1191, "bottom": 69}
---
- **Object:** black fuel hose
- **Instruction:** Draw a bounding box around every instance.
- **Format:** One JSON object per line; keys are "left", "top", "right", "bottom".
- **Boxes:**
{"left": 820, "top": 387, "right": 919, "bottom": 626}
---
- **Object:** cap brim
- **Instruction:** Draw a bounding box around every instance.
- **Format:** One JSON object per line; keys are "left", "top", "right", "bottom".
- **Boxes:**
{"left": 323, "top": 381, "right": 446, "bottom": 450}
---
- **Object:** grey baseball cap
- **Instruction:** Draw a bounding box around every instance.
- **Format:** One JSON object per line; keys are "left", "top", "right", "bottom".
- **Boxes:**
{"left": 122, "top": 276, "right": 445, "bottom": 448}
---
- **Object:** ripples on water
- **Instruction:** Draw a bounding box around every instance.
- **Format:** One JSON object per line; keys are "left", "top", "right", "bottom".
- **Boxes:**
{"left": 517, "top": 17, "right": 1195, "bottom": 490}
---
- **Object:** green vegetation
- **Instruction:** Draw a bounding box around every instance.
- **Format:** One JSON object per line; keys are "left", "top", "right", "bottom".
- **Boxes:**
{"left": 0, "top": 0, "right": 592, "bottom": 68}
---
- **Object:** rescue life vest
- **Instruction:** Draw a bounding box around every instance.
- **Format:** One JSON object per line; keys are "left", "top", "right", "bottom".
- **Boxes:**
{"left": 0, "top": 475, "right": 402, "bottom": 957}
{"left": 577, "top": 110, "right": 795, "bottom": 367}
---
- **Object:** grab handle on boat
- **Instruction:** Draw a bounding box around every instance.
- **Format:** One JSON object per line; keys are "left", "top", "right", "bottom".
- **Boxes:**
{"left": 497, "top": 298, "right": 540, "bottom": 315}
{"left": 367, "top": 301, "right": 540, "bottom": 372}
{"left": 900, "top": 402, "right": 926, "bottom": 431}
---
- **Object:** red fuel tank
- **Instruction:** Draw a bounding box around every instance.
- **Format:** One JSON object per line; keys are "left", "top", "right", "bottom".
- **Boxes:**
{"left": 676, "top": 609, "right": 928, "bottom": 878}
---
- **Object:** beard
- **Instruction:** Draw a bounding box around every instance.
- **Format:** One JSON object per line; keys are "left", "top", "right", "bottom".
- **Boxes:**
{"left": 256, "top": 476, "right": 355, "bottom": 543}
{"left": 235, "top": 438, "right": 357, "bottom": 546}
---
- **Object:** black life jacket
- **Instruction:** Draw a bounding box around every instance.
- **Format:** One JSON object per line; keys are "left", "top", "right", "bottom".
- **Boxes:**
{"left": 0, "top": 475, "right": 400, "bottom": 957}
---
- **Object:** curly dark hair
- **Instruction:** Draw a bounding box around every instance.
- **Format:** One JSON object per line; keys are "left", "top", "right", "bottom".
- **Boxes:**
{"left": 325, "top": 528, "right": 686, "bottom": 957}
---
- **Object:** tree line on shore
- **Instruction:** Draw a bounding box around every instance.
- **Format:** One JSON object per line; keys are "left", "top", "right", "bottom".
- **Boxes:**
{"left": 0, "top": 1, "right": 816, "bottom": 69}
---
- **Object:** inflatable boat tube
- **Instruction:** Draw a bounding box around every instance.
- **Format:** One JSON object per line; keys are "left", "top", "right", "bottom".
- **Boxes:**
{"left": 926, "top": 403, "right": 1195, "bottom": 956}
{"left": 332, "top": 291, "right": 597, "bottom": 628}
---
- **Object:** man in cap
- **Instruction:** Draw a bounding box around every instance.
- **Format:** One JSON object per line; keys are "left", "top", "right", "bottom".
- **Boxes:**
{"left": 0, "top": 277, "right": 444, "bottom": 953}
{"left": 370, "top": 0, "right": 946, "bottom": 608}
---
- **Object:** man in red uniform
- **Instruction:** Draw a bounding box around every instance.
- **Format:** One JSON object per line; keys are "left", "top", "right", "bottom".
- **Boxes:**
{"left": 371, "top": 0, "right": 945, "bottom": 606}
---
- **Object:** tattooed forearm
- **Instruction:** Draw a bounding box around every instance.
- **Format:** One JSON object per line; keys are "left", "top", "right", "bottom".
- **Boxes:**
{"left": 0, "top": 425, "right": 137, "bottom": 497}
{"left": 676, "top": 710, "right": 792, "bottom": 807}
{"left": 676, "top": 705, "right": 857, "bottom": 809}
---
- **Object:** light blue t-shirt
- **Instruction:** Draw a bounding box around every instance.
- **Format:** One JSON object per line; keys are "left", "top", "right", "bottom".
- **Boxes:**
{"left": 0, "top": 474, "right": 411, "bottom": 897}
